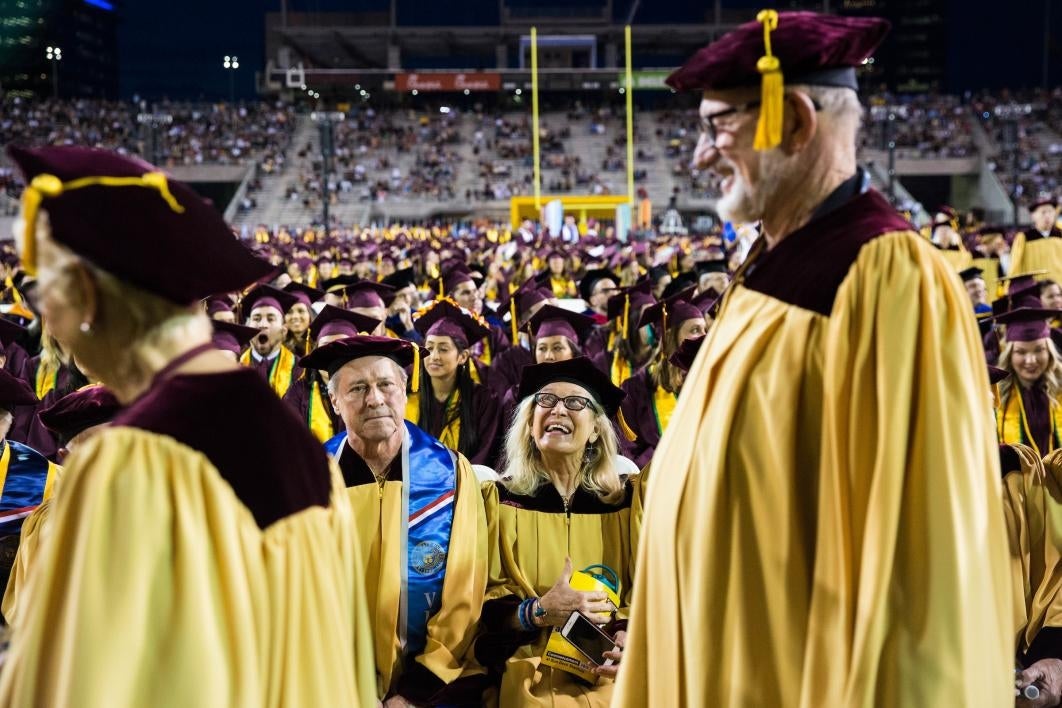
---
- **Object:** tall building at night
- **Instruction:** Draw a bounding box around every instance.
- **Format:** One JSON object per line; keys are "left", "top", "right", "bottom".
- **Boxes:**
{"left": 0, "top": 0, "right": 120, "bottom": 99}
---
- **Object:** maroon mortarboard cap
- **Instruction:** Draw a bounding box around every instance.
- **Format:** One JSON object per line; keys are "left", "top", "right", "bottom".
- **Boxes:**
{"left": 669, "top": 334, "right": 706, "bottom": 372}
{"left": 517, "top": 356, "right": 626, "bottom": 417}
{"left": 959, "top": 266, "right": 985, "bottom": 283}
{"left": 37, "top": 383, "right": 121, "bottom": 440}
{"left": 691, "top": 287, "right": 721, "bottom": 314}
{"left": 300, "top": 334, "right": 424, "bottom": 381}
{"left": 0, "top": 317, "right": 27, "bottom": 348}
{"left": 293, "top": 257, "right": 313, "bottom": 271}
{"left": 934, "top": 205, "right": 958, "bottom": 222}
{"left": 638, "top": 289, "right": 706, "bottom": 332}
{"left": 8, "top": 145, "right": 274, "bottom": 304}
{"left": 283, "top": 281, "right": 324, "bottom": 309}
{"left": 987, "top": 365, "right": 1008, "bottom": 385}
{"left": 546, "top": 248, "right": 567, "bottom": 261}
{"left": 667, "top": 11, "right": 888, "bottom": 94}
{"left": 578, "top": 269, "right": 620, "bottom": 302}
{"left": 527, "top": 304, "right": 596, "bottom": 344}
{"left": 0, "top": 367, "right": 38, "bottom": 409}
{"left": 309, "top": 304, "right": 381, "bottom": 342}
{"left": 413, "top": 299, "right": 490, "bottom": 348}
{"left": 204, "top": 296, "right": 235, "bottom": 317}
{"left": 343, "top": 280, "right": 395, "bottom": 309}
{"left": 996, "top": 307, "right": 1062, "bottom": 343}
{"left": 992, "top": 282, "right": 1048, "bottom": 317}
{"left": 660, "top": 275, "right": 699, "bottom": 302}
{"left": 242, "top": 284, "right": 299, "bottom": 316}
{"left": 435, "top": 266, "right": 477, "bottom": 298}
{"left": 381, "top": 267, "right": 417, "bottom": 291}
{"left": 606, "top": 280, "right": 656, "bottom": 322}
{"left": 316, "top": 253, "right": 335, "bottom": 265}
{"left": 694, "top": 259, "right": 729, "bottom": 275}
{"left": 211, "top": 319, "right": 261, "bottom": 356}
{"left": 321, "top": 274, "right": 361, "bottom": 294}
{"left": 1031, "top": 196, "right": 1058, "bottom": 211}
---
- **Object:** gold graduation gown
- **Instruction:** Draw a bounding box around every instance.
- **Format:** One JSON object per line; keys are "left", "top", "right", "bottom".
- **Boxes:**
{"left": 338, "top": 429, "right": 489, "bottom": 702}
{"left": 1010, "top": 230, "right": 1062, "bottom": 283}
{"left": 1, "top": 496, "right": 54, "bottom": 627}
{"left": 0, "top": 428, "right": 376, "bottom": 707}
{"left": 480, "top": 479, "right": 641, "bottom": 708}
{"left": 614, "top": 189, "right": 1013, "bottom": 707}
{"left": 1010, "top": 446, "right": 1062, "bottom": 664}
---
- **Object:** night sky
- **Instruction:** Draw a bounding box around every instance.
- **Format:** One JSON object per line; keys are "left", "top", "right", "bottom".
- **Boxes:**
{"left": 117, "top": 0, "right": 1060, "bottom": 101}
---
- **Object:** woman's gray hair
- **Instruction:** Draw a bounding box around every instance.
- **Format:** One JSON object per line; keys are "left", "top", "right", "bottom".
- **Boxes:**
{"left": 500, "top": 394, "right": 625, "bottom": 505}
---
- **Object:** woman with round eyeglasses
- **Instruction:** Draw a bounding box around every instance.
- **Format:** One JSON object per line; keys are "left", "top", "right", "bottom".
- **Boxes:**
{"left": 476, "top": 357, "right": 645, "bottom": 707}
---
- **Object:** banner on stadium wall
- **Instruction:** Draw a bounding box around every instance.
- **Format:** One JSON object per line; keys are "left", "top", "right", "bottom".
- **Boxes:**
{"left": 626, "top": 70, "right": 671, "bottom": 90}
{"left": 395, "top": 72, "right": 502, "bottom": 92}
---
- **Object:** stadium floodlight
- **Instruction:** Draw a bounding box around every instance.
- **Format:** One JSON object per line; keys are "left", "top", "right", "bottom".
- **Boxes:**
{"left": 515, "top": 88, "right": 522, "bottom": 95}
{"left": 463, "top": 89, "right": 470, "bottom": 95}
{"left": 45, "top": 46, "right": 61, "bottom": 61}
{"left": 45, "top": 45, "right": 62, "bottom": 98}
{"left": 439, "top": 106, "right": 451, "bottom": 114}
{"left": 223, "top": 54, "right": 239, "bottom": 102}
{"left": 411, "top": 89, "right": 418, "bottom": 96}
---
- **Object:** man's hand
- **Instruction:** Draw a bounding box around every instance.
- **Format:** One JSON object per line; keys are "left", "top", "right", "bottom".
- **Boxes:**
{"left": 1018, "top": 659, "right": 1062, "bottom": 707}
{"left": 535, "top": 558, "right": 614, "bottom": 627}
{"left": 382, "top": 694, "right": 416, "bottom": 708}
{"left": 594, "top": 629, "right": 626, "bottom": 679}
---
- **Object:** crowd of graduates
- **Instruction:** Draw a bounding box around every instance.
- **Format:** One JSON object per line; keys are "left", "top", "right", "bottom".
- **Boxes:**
{"left": 1, "top": 8, "right": 1062, "bottom": 708}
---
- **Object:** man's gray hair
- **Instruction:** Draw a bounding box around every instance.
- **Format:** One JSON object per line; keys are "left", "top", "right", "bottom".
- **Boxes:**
{"left": 325, "top": 356, "right": 409, "bottom": 396}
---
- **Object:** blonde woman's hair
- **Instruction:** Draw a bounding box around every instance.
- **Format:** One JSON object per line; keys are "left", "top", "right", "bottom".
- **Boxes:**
{"left": 998, "top": 337, "right": 1062, "bottom": 405}
{"left": 501, "top": 394, "right": 625, "bottom": 505}
{"left": 38, "top": 224, "right": 210, "bottom": 389}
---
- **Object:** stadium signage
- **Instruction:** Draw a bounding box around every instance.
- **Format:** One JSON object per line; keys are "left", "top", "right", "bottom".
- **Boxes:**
{"left": 396, "top": 72, "right": 502, "bottom": 92}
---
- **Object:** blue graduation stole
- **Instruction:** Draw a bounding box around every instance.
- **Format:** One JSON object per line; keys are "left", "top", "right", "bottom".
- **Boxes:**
{"left": 0, "top": 440, "right": 56, "bottom": 536}
{"left": 326, "top": 422, "right": 456, "bottom": 658}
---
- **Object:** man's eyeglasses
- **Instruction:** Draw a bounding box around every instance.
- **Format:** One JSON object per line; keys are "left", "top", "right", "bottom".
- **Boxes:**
{"left": 532, "top": 392, "right": 597, "bottom": 413}
{"left": 700, "top": 97, "right": 822, "bottom": 145}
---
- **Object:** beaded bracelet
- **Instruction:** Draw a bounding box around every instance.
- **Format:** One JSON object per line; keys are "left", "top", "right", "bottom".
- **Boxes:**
{"left": 517, "top": 598, "right": 536, "bottom": 632}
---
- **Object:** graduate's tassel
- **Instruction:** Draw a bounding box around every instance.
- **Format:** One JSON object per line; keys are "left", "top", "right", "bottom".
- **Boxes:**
{"left": 621, "top": 295, "right": 631, "bottom": 340}
{"left": 753, "top": 9, "right": 784, "bottom": 152}
{"left": 510, "top": 298, "right": 519, "bottom": 346}
{"left": 618, "top": 409, "right": 637, "bottom": 442}
{"left": 411, "top": 346, "right": 421, "bottom": 393}
{"left": 660, "top": 304, "right": 668, "bottom": 340}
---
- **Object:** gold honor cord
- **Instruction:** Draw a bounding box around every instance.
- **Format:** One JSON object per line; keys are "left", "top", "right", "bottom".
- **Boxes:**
{"left": 19, "top": 171, "right": 185, "bottom": 275}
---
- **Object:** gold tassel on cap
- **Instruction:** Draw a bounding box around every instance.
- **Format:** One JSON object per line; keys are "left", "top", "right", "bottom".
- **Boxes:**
{"left": 18, "top": 171, "right": 185, "bottom": 277}
{"left": 621, "top": 295, "right": 631, "bottom": 340}
{"left": 411, "top": 345, "right": 421, "bottom": 393}
{"left": 753, "top": 9, "right": 783, "bottom": 151}
{"left": 510, "top": 298, "right": 519, "bottom": 346}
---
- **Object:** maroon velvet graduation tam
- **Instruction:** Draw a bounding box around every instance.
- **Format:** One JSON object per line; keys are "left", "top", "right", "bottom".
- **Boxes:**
{"left": 37, "top": 383, "right": 120, "bottom": 440}
{"left": 283, "top": 282, "right": 324, "bottom": 309}
{"left": 342, "top": 280, "right": 395, "bottom": 309}
{"left": 516, "top": 356, "right": 626, "bottom": 417}
{"left": 413, "top": 298, "right": 490, "bottom": 349}
{"left": 526, "top": 304, "right": 596, "bottom": 344}
{"left": 669, "top": 334, "right": 706, "bottom": 372}
{"left": 211, "top": 320, "right": 261, "bottom": 356}
{"left": 7, "top": 145, "right": 274, "bottom": 304}
{"left": 0, "top": 367, "right": 38, "bottom": 410}
{"left": 308, "top": 304, "right": 382, "bottom": 342}
{"left": 667, "top": 11, "right": 887, "bottom": 93}
{"left": 300, "top": 334, "right": 424, "bottom": 382}
{"left": 578, "top": 269, "right": 620, "bottom": 303}
{"left": 242, "top": 284, "right": 298, "bottom": 317}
